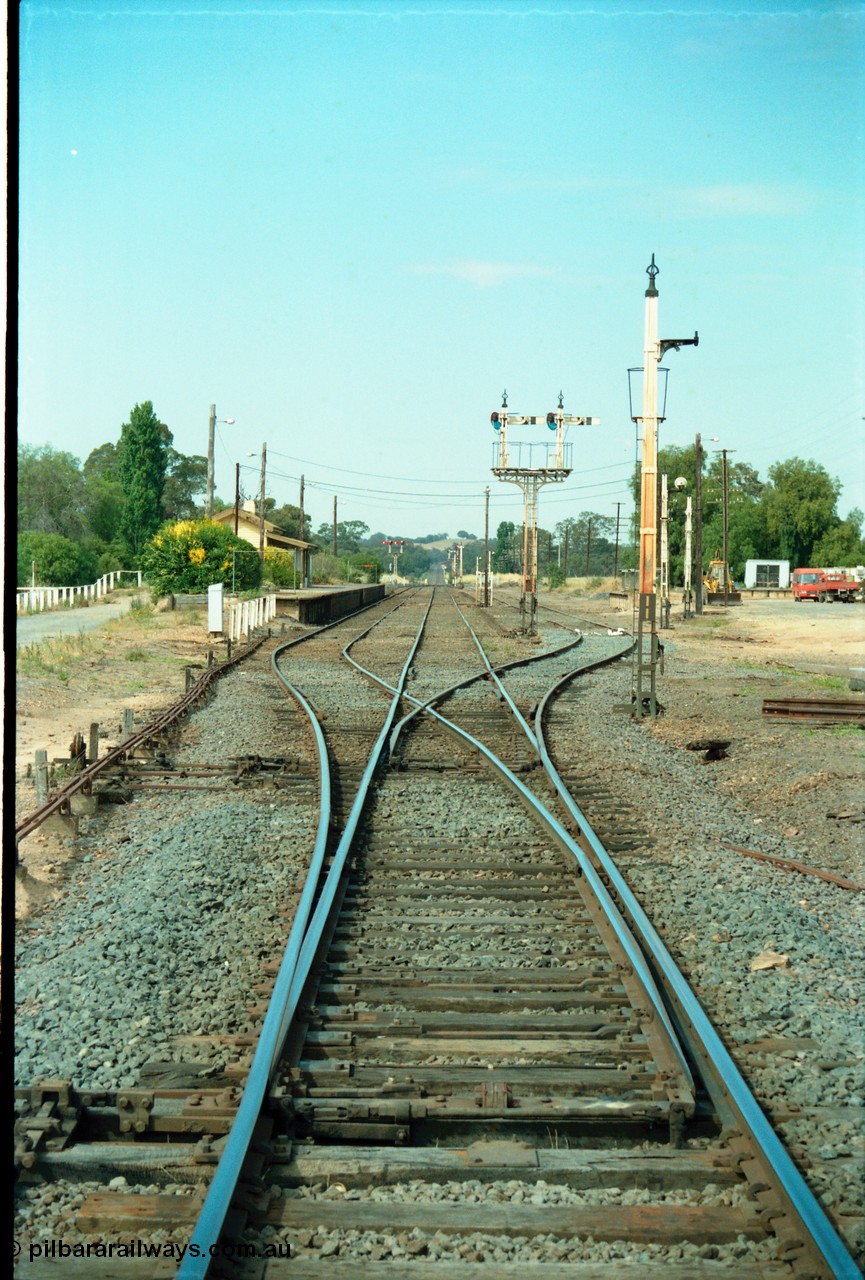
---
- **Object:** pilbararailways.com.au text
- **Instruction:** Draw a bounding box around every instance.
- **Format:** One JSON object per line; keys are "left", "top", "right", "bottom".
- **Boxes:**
{"left": 19, "top": 1239, "right": 291, "bottom": 1262}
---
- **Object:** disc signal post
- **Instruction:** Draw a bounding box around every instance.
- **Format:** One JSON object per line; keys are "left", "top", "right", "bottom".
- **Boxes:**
{"left": 490, "top": 391, "right": 599, "bottom": 634}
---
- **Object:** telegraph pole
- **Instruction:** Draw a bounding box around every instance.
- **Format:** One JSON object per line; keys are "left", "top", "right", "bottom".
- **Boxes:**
{"left": 716, "top": 448, "right": 736, "bottom": 607}
{"left": 207, "top": 405, "right": 216, "bottom": 519}
{"left": 206, "top": 405, "right": 235, "bottom": 518}
{"left": 584, "top": 518, "right": 592, "bottom": 576}
{"left": 258, "top": 443, "right": 267, "bottom": 560}
{"left": 631, "top": 256, "right": 698, "bottom": 717}
{"left": 333, "top": 495, "right": 338, "bottom": 556}
{"left": 234, "top": 463, "right": 240, "bottom": 535}
{"left": 659, "top": 474, "right": 670, "bottom": 628}
{"left": 683, "top": 493, "right": 693, "bottom": 617}
{"left": 694, "top": 433, "right": 703, "bottom": 615}
{"left": 613, "top": 502, "right": 621, "bottom": 579}
{"left": 483, "top": 485, "right": 490, "bottom": 606}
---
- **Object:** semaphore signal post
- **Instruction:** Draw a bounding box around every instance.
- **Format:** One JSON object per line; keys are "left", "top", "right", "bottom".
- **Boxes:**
{"left": 491, "top": 391, "right": 599, "bottom": 635}
{"left": 631, "top": 256, "right": 698, "bottom": 718}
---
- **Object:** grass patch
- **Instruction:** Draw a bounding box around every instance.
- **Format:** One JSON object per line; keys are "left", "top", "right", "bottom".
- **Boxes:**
{"left": 125, "top": 648, "right": 149, "bottom": 662}
{"left": 128, "top": 595, "right": 155, "bottom": 621}
{"left": 16, "top": 633, "right": 93, "bottom": 679}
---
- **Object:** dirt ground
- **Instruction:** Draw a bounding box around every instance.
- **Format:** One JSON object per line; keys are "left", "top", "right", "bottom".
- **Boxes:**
{"left": 12, "top": 589, "right": 865, "bottom": 918}
{"left": 566, "top": 588, "right": 865, "bottom": 883}
{"left": 13, "top": 596, "right": 231, "bottom": 916}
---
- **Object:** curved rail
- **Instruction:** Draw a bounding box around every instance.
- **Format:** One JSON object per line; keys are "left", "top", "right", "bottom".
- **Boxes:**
{"left": 178, "top": 591, "right": 433, "bottom": 1279}
{"left": 15, "top": 635, "right": 269, "bottom": 844}
{"left": 344, "top": 594, "right": 690, "bottom": 1080}
{"left": 534, "top": 666, "right": 860, "bottom": 1280}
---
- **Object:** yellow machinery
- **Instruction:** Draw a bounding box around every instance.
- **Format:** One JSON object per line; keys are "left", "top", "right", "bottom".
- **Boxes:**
{"left": 703, "top": 551, "right": 741, "bottom": 604}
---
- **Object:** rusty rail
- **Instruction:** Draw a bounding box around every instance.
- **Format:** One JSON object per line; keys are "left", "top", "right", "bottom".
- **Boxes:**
{"left": 761, "top": 696, "right": 865, "bottom": 722}
{"left": 720, "top": 842, "right": 865, "bottom": 892}
{"left": 15, "top": 636, "right": 268, "bottom": 844}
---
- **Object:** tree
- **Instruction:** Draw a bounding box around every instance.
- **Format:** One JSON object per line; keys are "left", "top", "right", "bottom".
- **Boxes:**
{"left": 163, "top": 450, "right": 208, "bottom": 519}
{"left": 811, "top": 509, "right": 865, "bottom": 567}
{"left": 398, "top": 543, "right": 431, "bottom": 580}
{"left": 493, "top": 521, "right": 520, "bottom": 572}
{"left": 141, "top": 519, "right": 261, "bottom": 596}
{"left": 18, "top": 444, "right": 87, "bottom": 540}
{"left": 314, "top": 519, "right": 369, "bottom": 553}
{"left": 18, "top": 531, "right": 95, "bottom": 586}
{"left": 83, "top": 442, "right": 121, "bottom": 482}
{"left": 118, "top": 401, "right": 170, "bottom": 558}
{"left": 761, "top": 458, "right": 841, "bottom": 568}
{"left": 268, "top": 502, "right": 313, "bottom": 542}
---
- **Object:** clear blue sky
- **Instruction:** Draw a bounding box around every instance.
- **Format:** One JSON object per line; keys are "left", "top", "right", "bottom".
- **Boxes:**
{"left": 19, "top": 1, "right": 864, "bottom": 542}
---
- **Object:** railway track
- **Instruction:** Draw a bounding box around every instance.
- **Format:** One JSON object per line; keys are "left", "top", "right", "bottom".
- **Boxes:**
{"left": 14, "top": 588, "right": 860, "bottom": 1277}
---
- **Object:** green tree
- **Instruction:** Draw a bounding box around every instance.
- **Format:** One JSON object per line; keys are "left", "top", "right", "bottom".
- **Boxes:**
{"left": 493, "top": 521, "right": 520, "bottom": 572}
{"left": 141, "top": 519, "right": 261, "bottom": 596}
{"left": 118, "top": 401, "right": 170, "bottom": 558}
{"left": 397, "top": 543, "right": 431, "bottom": 580}
{"left": 18, "top": 444, "right": 87, "bottom": 540}
{"left": 761, "top": 458, "right": 841, "bottom": 568}
{"left": 83, "top": 442, "right": 121, "bottom": 482}
{"left": 163, "top": 450, "right": 208, "bottom": 519}
{"left": 314, "top": 519, "right": 369, "bottom": 553}
{"left": 811, "top": 509, "right": 865, "bottom": 567}
{"left": 268, "top": 502, "right": 313, "bottom": 541}
{"left": 263, "top": 548, "right": 300, "bottom": 587}
{"left": 18, "top": 531, "right": 95, "bottom": 586}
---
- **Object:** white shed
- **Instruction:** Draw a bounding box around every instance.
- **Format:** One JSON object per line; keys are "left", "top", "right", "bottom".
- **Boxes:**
{"left": 744, "top": 560, "right": 790, "bottom": 589}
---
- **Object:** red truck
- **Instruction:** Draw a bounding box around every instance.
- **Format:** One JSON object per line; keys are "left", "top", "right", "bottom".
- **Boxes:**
{"left": 791, "top": 568, "right": 861, "bottom": 603}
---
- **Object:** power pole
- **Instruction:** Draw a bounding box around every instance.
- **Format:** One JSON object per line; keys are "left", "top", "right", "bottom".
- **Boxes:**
{"left": 585, "top": 518, "right": 592, "bottom": 575}
{"left": 694, "top": 433, "right": 703, "bottom": 615}
{"left": 206, "top": 404, "right": 216, "bottom": 519}
{"left": 298, "top": 474, "right": 305, "bottom": 587}
{"left": 206, "top": 405, "right": 234, "bottom": 517}
{"left": 683, "top": 494, "right": 693, "bottom": 617}
{"left": 659, "top": 474, "right": 670, "bottom": 628}
{"left": 258, "top": 443, "right": 267, "bottom": 560}
{"left": 234, "top": 463, "right": 240, "bottom": 536}
{"left": 613, "top": 502, "right": 621, "bottom": 579}
{"left": 563, "top": 524, "right": 569, "bottom": 583}
{"left": 483, "top": 485, "right": 490, "bottom": 606}
{"left": 332, "top": 495, "right": 338, "bottom": 556}
{"left": 717, "top": 448, "right": 736, "bottom": 607}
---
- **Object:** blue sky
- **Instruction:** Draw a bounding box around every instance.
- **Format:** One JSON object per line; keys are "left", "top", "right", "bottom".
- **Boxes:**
{"left": 19, "top": 1, "right": 864, "bottom": 542}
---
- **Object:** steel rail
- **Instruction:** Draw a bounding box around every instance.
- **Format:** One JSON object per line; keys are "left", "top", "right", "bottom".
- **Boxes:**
{"left": 445, "top": 588, "right": 540, "bottom": 749}
{"left": 15, "top": 588, "right": 415, "bottom": 845}
{"left": 387, "top": 627, "right": 586, "bottom": 754}
{"left": 178, "top": 593, "right": 434, "bottom": 1280}
{"left": 346, "top": 597, "right": 691, "bottom": 1083}
{"left": 534, "top": 668, "right": 860, "bottom": 1279}
{"left": 15, "top": 635, "right": 269, "bottom": 844}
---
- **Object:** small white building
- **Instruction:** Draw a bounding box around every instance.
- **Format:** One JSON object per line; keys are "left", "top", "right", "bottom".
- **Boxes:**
{"left": 744, "top": 559, "right": 790, "bottom": 590}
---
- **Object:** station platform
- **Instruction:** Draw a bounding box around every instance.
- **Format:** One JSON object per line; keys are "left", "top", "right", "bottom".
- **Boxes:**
{"left": 273, "top": 584, "right": 386, "bottom": 625}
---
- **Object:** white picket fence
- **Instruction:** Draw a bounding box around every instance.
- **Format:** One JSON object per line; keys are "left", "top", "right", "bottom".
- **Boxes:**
{"left": 16, "top": 570, "right": 143, "bottom": 614}
{"left": 226, "top": 593, "right": 277, "bottom": 642}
